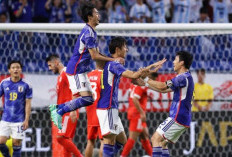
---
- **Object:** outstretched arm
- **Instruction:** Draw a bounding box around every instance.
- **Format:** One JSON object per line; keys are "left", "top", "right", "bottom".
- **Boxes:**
{"left": 89, "top": 48, "right": 125, "bottom": 65}
{"left": 145, "top": 80, "right": 172, "bottom": 93}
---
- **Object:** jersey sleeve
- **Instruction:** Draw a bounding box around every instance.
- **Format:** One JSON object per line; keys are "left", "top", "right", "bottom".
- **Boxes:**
{"left": 133, "top": 86, "right": 144, "bottom": 99}
{"left": 84, "top": 31, "right": 97, "bottom": 49}
{"left": 168, "top": 75, "right": 187, "bottom": 91}
{"left": 0, "top": 81, "right": 3, "bottom": 97}
{"left": 109, "top": 62, "right": 126, "bottom": 77}
{"left": 26, "top": 84, "right": 33, "bottom": 99}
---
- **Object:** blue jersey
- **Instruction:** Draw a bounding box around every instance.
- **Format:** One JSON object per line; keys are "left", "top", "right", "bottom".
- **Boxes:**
{"left": 151, "top": 0, "right": 166, "bottom": 23}
{"left": 213, "top": 0, "right": 228, "bottom": 23}
{"left": 66, "top": 24, "right": 98, "bottom": 75}
{"left": 172, "top": 0, "right": 190, "bottom": 23}
{"left": 168, "top": 71, "right": 194, "bottom": 127}
{"left": 0, "top": 78, "right": 33, "bottom": 122}
{"left": 97, "top": 61, "right": 126, "bottom": 109}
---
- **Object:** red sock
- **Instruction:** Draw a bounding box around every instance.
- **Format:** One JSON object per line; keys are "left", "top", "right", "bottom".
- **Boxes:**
{"left": 141, "top": 139, "right": 152, "bottom": 156}
{"left": 121, "top": 138, "right": 135, "bottom": 157}
{"left": 57, "top": 137, "right": 83, "bottom": 157}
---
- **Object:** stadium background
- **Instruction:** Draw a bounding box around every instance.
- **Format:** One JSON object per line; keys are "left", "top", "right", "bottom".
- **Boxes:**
{"left": 0, "top": 27, "right": 232, "bottom": 156}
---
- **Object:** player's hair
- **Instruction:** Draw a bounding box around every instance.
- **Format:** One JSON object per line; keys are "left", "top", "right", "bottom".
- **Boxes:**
{"left": 46, "top": 54, "right": 60, "bottom": 62}
{"left": 176, "top": 51, "right": 193, "bottom": 69}
{"left": 8, "top": 60, "right": 23, "bottom": 69}
{"left": 196, "top": 68, "right": 206, "bottom": 74}
{"left": 149, "top": 72, "right": 158, "bottom": 79}
{"left": 80, "top": 1, "right": 95, "bottom": 23}
{"left": 109, "top": 37, "right": 127, "bottom": 54}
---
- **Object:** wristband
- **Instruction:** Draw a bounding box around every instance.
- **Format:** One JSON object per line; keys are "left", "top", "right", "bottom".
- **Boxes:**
{"left": 145, "top": 82, "right": 149, "bottom": 87}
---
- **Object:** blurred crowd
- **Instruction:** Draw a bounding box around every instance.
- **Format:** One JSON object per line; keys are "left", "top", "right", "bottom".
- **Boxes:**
{"left": 0, "top": 0, "right": 232, "bottom": 23}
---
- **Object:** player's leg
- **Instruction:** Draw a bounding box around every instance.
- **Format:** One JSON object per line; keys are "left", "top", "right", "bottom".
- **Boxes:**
{"left": 120, "top": 131, "right": 139, "bottom": 157}
{"left": 0, "top": 121, "right": 10, "bottom": 157}
{"left": 140, "top": 126, "right": 152, "bottom": 156}
{"left": 103, "top": 134, "right": 116, "bottom": 157}
{"left": 161, "top": 141, "right": 169, "bottom": 157}
{"left": 121, "top": 118, "right": 143, "bottom": 157}
{"left": 114, "top": 131, "right": 127, "bottom": 155}
{"left": 12, "top": 139, "right": 22, "bottom": 157}
{"left": 151, "top": 131, "right": 164, "bottom": 157}
{"left": 85, "top": 126, "right": 98, "bottom": 157}
{"left": 99, "top": 139, "right": 104, "bottom": 157}
{"left": 51, "top": 73, "right": 94, "bottom": 129}
{"left": 56, "top": 113, "right": 82, "bottom": 157}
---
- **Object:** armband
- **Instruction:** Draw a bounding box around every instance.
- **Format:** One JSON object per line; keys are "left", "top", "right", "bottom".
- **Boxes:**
{"left": 166, "top": 80, "right": 173, "bottom": 88}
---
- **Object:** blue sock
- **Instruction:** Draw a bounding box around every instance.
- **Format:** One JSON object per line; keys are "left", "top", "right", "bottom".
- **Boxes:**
{"left": 152, "top": 147, "right": 162, "bottom": 157}
{"left": 57, "top": 104, "right": 65, "bottom": 110}
{"left": 57, "top": 96, "right": 94, "bottom": 116}
{"left": 0, "top": 144, "right": 10, "bottom": 157}
{"left": 114, "top": 141, "right": 123, "bottom": 155}
{"left": 162, "top": 149, "right": 169, "bottom": 157}
{"left": 13, "top": 145, "right": 21, "bottom": 157}
{"left": 103, "top": 144, "right": 114, "bottom": 157}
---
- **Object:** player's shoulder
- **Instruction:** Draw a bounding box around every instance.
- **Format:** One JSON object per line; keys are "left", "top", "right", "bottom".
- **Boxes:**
{"left": 21, "top": 79, "right": 33, "bottom": 88}
{"left": 0, "top": 77, "right": 10, "bottom": 85}
{"left": 83, "top": 24, "right": 96, "bottom": 38}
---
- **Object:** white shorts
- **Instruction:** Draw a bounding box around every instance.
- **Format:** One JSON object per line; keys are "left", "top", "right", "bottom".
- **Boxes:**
{"left": 96, "top": 108, "right": 124, "bottom": 136}
{"left": 0, "top": 121, "right": 24, "bottom": 139}
{"left": 67, "top": 72, "right": 93, "bottom": 95}
{"left": 156, "top": 117, "right": 188, "bottom": 143}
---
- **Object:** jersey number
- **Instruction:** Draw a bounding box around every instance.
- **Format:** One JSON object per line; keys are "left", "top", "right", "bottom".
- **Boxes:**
{"left": 91, "top": 82, "right": 97, "bottom": 101}
{"left": 10, "top": 92, "right": 17, "bottom": 101}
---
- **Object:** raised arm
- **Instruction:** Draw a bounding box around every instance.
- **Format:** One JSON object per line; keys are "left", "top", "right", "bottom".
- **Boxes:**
{"left": 145, "top": 79, "right": 172, "bottom": 93}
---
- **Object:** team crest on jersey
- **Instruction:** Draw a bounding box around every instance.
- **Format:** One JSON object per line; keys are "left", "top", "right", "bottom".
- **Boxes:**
{"left": 18, "top": 86, "right": 24, "bottom": 92}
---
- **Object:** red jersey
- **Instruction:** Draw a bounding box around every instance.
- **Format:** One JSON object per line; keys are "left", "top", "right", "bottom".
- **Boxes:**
{"left": 86, "top": 70, "right": 102, "bottom": 126}
{"left": 57, "top": 68, "right": 73, "bottom": 104}
{"left": 127, "top": 84, "right": 148, "bottom": 119}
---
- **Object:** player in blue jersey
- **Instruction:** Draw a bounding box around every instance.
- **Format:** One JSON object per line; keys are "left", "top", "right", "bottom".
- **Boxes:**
{"left": 49, "top": 1, "right": 125, "bottom": 129}
{"left": 142, "top": 51, "right": 193, "bottom": 157}
{"left": 96, "top": 37, "right": 166, "bottom": 157}
{"left": 0, "top": 60, "right": 33, "bottom": 157}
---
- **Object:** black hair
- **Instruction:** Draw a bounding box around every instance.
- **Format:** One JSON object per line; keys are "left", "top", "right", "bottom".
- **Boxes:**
{"left": 176, "top": 51, "right": 193, "bottom": 69}
{"left": 109, "top": 37, "right": 127, "bottom": 54}
{"left": 8, "top": 60, "right": 23, "bottom": 69}
{"left": 80, "top": 1, "right": 95, "bottom": 23}
{"left": 196, "top": 68, "right": 206, "bottom": 74}
{"left": 46, "top": 54, "right": 60, "bottom": 62}
{"left": 200, "top": 7, "right": 208, "bottom": 14}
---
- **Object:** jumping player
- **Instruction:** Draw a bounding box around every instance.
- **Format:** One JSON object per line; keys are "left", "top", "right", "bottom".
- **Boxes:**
{"left": 49, "top": 1, "right": 125, "bottom": 129}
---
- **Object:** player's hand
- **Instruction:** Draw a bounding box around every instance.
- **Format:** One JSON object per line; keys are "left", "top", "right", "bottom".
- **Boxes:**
{"left": 22, "top": 120, "right": 29, "bottom": 130}
{"left": 132, "top": 78, "right": 145, "bottom": 86}
{"left": 114, "top": 57, "right": 125, "bottom": 65}
{"left": 69, "top": 111, "right": 77, "bottom": 123}
{"left": 140, "top": 112, "right": 146, "bottom": 122}
{"left": 146, "top": 58, "right": 167, "bottom": 71}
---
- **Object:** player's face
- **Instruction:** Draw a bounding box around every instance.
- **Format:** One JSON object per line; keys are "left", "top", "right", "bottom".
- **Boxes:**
{"left": 197, "top": 71, "right": 205, "bottom": 82}
{"left": 47, "top": 61, "right": 59, "bottom": 74}
{"left": 90, "top": 8, "right": 100, "bottom": 26}
{"left": 118, "top": 44, "right": 128, "bottom": 58}
{"left": 9, "top": 63, "right": 22, "bottom": 78}
{"left": 173, "top": 55, "right": 183, "bottom": 72}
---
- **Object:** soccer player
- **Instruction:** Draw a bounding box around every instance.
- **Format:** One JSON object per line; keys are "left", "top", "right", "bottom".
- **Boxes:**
{"left": 143, "top": 51, "right": 193, "bottom": 157}
{"left": 49, "top": 1, "right": 125, "bottom": 129}
{"left": 46, "top": 54, "right": 83, "bottom": 157}
{"left": 0, "top": 60, "right": 32, "bottom": 157}
{"left": 121, "top": 72, "right": 158, "bottom": 157}
{"left": 96, "top": 37, "right": 166, "bottom": 157}
{"left": 85, "top": 62, "right": 103, "bottom": 157}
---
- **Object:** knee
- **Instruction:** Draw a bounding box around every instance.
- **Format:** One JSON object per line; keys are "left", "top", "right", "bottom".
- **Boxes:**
{"left": 56, "top": 136, "right": 64, "bottom": 144}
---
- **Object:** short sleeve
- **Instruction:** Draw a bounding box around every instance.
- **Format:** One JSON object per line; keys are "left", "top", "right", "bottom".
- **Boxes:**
{"left": 109, "top": 62, "right": 126, "bottom": 76}
{"left": 168, "top": 75, "right": 187, "bottom": 90}
{"left": 133, "top": 86, "right": 144, "bottom": 99}
{"left": 84, "top": 30, "right": 97, "bottom": 49}
{"left": 26, "top": 84, "right": 33, "bottom": 99}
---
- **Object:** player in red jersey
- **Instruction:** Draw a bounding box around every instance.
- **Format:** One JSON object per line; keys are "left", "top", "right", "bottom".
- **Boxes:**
{"left": 121, "top": 72, "right": 158, "bottom": 157}
{"left": 46, "top": 54, "right": 83, "bottom": 157}
{"left": 85, "top": 62, "right": 103, "bottom": 157}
